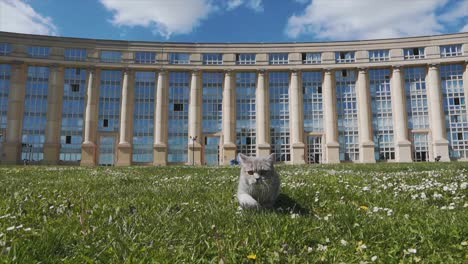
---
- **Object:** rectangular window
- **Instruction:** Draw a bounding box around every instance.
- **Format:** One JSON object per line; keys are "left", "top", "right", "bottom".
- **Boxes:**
{"left": 440, "top": 44, "right": 462, "bottom": 57}
{"left": 236, "top": 53, "right": 256, "bottom": 65}
{"left": 413, "top": 133, "right": 429, "bottom": 162}
{"left": 202, "top": 53, "right": 223, "bottom": 65}
{"left": 135, "top": 51, "right": 157, "bottom": 64}
{"left": 174, "top": 103, "right": 184, "bottom": 111}
{"left": 202, "top": 72, "right": 223, "bottom": 133}
{"left": 236, "top": 72, "right": 257, "bottom": 156}
{"left": 98, "top": 70, "right": 122, "bottom": 132}
{"left": 303, "top": 71, "right": 323, "bottom": 132}
{"left": 168, "top": 72, "right": 190, "bottom": 163}
{"left": 302, "top": 52, "right": 321, "bottom": 64}
{"left": 169, "top": 53, "right": 190, "bottom": 64}
{"left": 100, "top": 50, "right": 122, "bottom": 63}
{"left": 64, "top": 48, "right": 87, "bottom": 61}
{"left": 269, "top": 72, "right": 290, "bottom": 162}
{"left": 369, "top": 50, "right": 390, "bottom": 62}
{"left": 404, "top": 47, "right": 425, "bottom": 60}
{"left": 405, "top": 67, "right": 429, "bottom": 129}
{"left": 335, "top": 51, "right": 355, "bottom": 63}
{"left": 0, "top": 64, "right": 12, "bottom": 133}
{"left": 269, "top": 53, "right": 289, "bottom": 65}
{"left": 71, "top": 83, "right": 80, "bottom": 92}
{"left": 65, "top": 135, "right": 72, "bottom": 144}
{"left": 28, "top": 46, "right": 51, "bottom": 58}
{"left": 0, "top": 43, "right": 12, "bottom": 56}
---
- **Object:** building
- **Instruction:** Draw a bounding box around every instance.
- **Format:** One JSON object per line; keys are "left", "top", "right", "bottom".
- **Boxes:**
{"left": 0, "top": 31, "right": 467, "bottom": 166}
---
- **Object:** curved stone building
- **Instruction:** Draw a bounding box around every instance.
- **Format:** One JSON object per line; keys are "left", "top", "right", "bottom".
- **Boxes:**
{"left": 0, "top": 31, "right": 467, "bottom": 166}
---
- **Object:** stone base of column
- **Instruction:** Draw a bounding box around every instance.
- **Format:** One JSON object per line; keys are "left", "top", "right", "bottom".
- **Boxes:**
{"left": 2, "top": 142, "right": 21, "bottom": 165}
{"left": 433, "top": 139, "right": 450, "bottom": 162}
{"left": 395, "top": 140, "right": 412, "bottom": 163}
{"left": 43, "top": 143, "right": 60, "bottom": 165}
{"left": 359, "top": 141, "right": 376, "bottom": 163}
{"left": 222, "top": 143, "right": 237, "bottom": 165}
{"left": 291, "top": 143, "right": 306, "bottom": 164}
{"left": 325, "top": 142, "right": 340, "bottom": 164}
{"left": 188, "top": 142, "right": 203, "bottom": 166}
{"left": 116, "top": 142, "right": 132, "bottom": 166}
{"left": 257, "top": 143, "right": 271, "bottom": 158}
{"left": 80, "top": 141, "right": 97, "bottom": 166}
{"left": 153, "top": 143, "right": 167, "bottom": 166}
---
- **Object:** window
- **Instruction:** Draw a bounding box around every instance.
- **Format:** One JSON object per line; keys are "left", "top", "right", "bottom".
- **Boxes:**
{"left": 404, "top": 48, "right": 425, "bottom": 60}
{"left": 174, "top": 103, "right": 184, "bottom": 111}
{"left": 135, "top": 51, "right": 157, "bottom": 64}
{"left": 303, "top": 71, "right": 323, "bottom": 133}
{"left": 302, "top": 52, "right": 321, "bottom": 64}
{"left": 203, "top": 53, "right": 223, "bottom": 65}
{"left": 103, "top": 119, "right": 109, "bottom": 127}
{"left": 65, "top": 48, "right": 87, "bottom": 61}
{"left": 169, "top": 53, "right": 190, "bottom": 64}
{"left": 236, "top": 72, "right": 257, "bottom": 157}
{"left": 440, "top": 44, "right": 462, "bottom": 57}
{"left": 236, "top": 53, "right": 256, "bottom": 65}
{"left": 0, "top": 43, "right": 12, "bottom": 56}
{"left": 71, "top": 84, "right": 80, "bottom": 92}
{"left": 336, "top": 51, "right": 355, "bottom": 63}
{"left": 65, "top": 135, "right": 72, "bottom": 144}
{"left": 269, "top": 53, "right": 289, "bottom": 65}
{"left": 100, "top": 50, "right": 122, "bottom": 63}
{"left": 28, "top": 46, "right": 50, "bottom": 58}
{"left": 341, "top": 70, "right": 348, "bottom": 77}
{"left": 369, "top": 50, "right": 390, "bottom": 62}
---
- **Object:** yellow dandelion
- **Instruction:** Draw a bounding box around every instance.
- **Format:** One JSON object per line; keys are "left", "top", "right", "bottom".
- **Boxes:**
{"left": 461, "top": 241, "right": 468, "bottom": 246}
{"left": 360, "top": 205, "right": 369, "bottom": 211}
{"left": 247, "top": 253, "right": 257, "bottom": 260}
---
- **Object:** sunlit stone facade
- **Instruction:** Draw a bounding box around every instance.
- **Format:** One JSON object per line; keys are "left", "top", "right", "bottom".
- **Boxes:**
{"left": 0, "top": 32, "right": 467, "bottom": 166}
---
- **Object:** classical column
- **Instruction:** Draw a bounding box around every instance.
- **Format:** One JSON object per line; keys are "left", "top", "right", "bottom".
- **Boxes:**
{"left": 256, "top": 69, "right": 271, "bottom": 157}
{"left": 3, "top": 61, "right": 27, "bottom": 164}
{"left": 427, "top": 64, "right": 449, "bottom": 161}
{"left": 356, "top": 68, "right": 375, "bottom": 163}
{"left": 222, "top": 70, "right": 236, "bottom": 165}
{"left": 116, "top": 69, "right": 134, "bottom": 166}
{"left": 188, "top": 70, "right": 202, "bottom": 165}
{"left": 390, "top": 66, "right": 412, "bottom": 162}
{"left": 289, "top": 70, "right": 305, "bottom": 164}
{"left": 153, "top": 70, "right": 168, "bottom": 165}
{"left": 323, "top": 69, "right": 340, "bottom": 163}
{"left": 81, "top": 68, "right": 100, "bottom": 166}
{"left": 43, "top": 65, "right": 65, "bottom": 165}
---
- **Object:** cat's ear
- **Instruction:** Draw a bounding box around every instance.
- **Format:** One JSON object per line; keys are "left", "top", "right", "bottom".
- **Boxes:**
{"left": 238, "top": 153, "right": 249, "bottom": 164}
{"left": 267, "top": 153, "right": 276, "bottom": 165}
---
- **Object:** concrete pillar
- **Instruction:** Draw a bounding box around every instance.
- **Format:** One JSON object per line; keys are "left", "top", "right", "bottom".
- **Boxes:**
{"left": 154, "top": 70, "right": 168, "bottom": 166}
{"left": 323, "top": 69, "right": 340, "bottom": 163}
{"left": 81, "top": 68, "right": 100, "bottom": 166}
{"left": 116, "top": 69, "right": 134, "bottom": 166}
{"left": 188, "top": 70, "right": 202, "bottom": 165}
{"left": 391, "top": 66, "right": 412, "bottom": 162}
{"left": 427, "top": 64, "right": 449, "bottom": 161}
{"left": 43, "top": 65, "right": 65, "bottom": 165}
{"left": 3, "top": 61, "right": 27, "bottom": 164}
{"left": 222, "top": 70, "right": 237, "bottom": 164}
{"left": 289, "top": 70, "right": 305, "bottom": 164}
{"left": 256, "top": 70, "right": 271, "bottom": 157}
{"left": 356, "top": 68, "right": 376, "bottom": 163}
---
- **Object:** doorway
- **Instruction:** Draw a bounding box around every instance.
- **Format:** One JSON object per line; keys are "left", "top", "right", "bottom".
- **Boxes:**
{"left": 99, "top": 135, "right": 116, "bottom": 166}
{"left": 205, "top": 136, "right": 220, "bottom": 166}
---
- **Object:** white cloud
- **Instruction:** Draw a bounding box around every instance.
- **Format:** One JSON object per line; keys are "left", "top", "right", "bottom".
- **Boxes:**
{"left": 461, "top": 24, "right": 468, "bottom": 33}
{"left": 0, "top": 0, "right": 58, "bottom": 35}
{"left": 284, "top": 0, "right": 464, "bottom": 40}
{"left": 100, "top": 0, "right": 263, "bottom": 39}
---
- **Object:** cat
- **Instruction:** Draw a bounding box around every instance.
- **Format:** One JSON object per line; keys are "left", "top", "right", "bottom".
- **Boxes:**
{"left": 237, "top": 153, "right": 281, "bottom": 209}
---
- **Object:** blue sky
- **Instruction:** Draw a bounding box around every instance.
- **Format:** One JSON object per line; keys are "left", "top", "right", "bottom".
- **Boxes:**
{"left": 0, "top": 0, "right": 467, "bottom": 43}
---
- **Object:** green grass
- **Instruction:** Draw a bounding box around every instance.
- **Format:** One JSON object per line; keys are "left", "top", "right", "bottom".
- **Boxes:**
{"left": 0, "top": 163, "right": 467, "bottom": 263}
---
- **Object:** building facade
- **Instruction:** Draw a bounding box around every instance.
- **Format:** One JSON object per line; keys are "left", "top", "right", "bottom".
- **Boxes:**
{"left": 0, "top": 31, "right": 467, "bottom": 166}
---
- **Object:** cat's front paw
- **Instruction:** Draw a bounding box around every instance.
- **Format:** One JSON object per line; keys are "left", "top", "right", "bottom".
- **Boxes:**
{"left": 238, "top": 193, "right": 260, "bottom": 209}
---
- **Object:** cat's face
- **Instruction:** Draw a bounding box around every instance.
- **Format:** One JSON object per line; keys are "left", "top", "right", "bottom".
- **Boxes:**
{"left": 238, "top": 153, "right": 275, "bottom": 185}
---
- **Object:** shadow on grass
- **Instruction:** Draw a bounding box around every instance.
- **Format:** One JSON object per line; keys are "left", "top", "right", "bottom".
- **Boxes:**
{"left": 273, "top": 193, "right": 310, "bottom": 215}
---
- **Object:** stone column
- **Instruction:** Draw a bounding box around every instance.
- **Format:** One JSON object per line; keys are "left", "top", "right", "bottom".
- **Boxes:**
{"left": 222, "top": 70, "right": 236, "bottom": 164}
{"left": 256, "top": 70, "right": 271, "bottom": 157}
{"left": 426, "top": 64, "right": 449, "bottom": 161}
{"left": 116, "top": 69, "right": 134, "bottom": 166}
{"left": 391, "top": 66, "right": 412, "bottom": 162}
{"left": 81, "top": 68, "right": 100, "bottom": 166}
{"left": 289, "top": 70, "right": 305, "bottom": 164}
{"left": 154, "top": 70, "right": 168, "bottom": 165}
{"left": 356, "top": 68, "right": 376, "bottom": 163}
{"left": 3, "top": 61, "right": 27, "bottom": 164}
{"left": 188, "top": 70, "right": 202, "bottom": 165}
{"left": 323, "top": 69, "right": 340, "bottom": 163}
{"left": 43, "top": 65, "right": 65, "bottom": 165}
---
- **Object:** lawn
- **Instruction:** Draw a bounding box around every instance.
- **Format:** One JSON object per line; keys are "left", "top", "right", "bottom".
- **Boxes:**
{"left": 0, "top": 163, "right": 467, "bottom": 263}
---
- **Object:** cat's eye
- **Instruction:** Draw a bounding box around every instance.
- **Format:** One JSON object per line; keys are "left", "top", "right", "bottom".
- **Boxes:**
{"left": 247, "top": 170, "right": 254, "bottom": 175}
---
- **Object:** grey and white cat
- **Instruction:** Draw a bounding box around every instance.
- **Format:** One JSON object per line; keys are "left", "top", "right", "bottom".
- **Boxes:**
{"left": 237, "top": 153, "right": 280, "bottom": 209}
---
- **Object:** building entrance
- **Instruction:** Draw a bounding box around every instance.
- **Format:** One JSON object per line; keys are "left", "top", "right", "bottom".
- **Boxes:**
{"left": 307, "top": 135, "right": 322, "bottom": 163}
{"left": 99, "top": 135, "right": 116, "bottom": 166}
{"left": 205, "top": 136, "right": 220, "bottom": 166}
